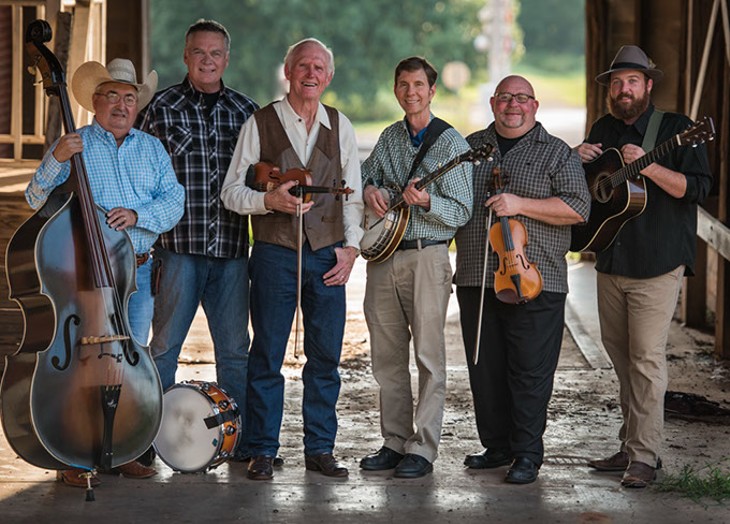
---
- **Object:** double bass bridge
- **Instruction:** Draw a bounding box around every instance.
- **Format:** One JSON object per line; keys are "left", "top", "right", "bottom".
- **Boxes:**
{"left": 80, "top": 334, "right": 130, "bottom": 363}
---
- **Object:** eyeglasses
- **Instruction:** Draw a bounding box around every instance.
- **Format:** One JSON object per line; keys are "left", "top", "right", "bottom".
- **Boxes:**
{"left": 93, "top": 90, "right": 138, "bottom": 106}
{"left": 494, "top": 92, "right": 535, "bottom": 104}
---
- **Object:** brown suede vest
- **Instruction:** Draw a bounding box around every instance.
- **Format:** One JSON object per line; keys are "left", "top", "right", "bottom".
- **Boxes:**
{"left": 252, "top": 103, "right": 344, "bottom": 251}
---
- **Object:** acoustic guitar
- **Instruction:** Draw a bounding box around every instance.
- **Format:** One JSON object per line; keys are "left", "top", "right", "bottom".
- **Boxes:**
{"left": 570, "top": 116, "right": 714, "bottom": 253}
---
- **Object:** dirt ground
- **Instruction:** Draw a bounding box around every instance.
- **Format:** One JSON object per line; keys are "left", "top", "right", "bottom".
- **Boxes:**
{"left": 2, "top": 259, "right": 730, "bottom": 523}
{"left": 178, "top": 258, "right": 730, "bottom": 480}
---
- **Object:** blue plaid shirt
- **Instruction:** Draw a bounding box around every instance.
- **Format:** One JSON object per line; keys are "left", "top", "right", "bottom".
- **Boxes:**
{"left": 27, "top": 119, "right": 185, "bottom": 254}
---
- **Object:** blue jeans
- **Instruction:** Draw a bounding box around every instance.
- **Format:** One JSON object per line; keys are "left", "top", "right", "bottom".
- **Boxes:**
{"left": 150, "top": 247, "right": 250, "bottom": 454}
{"left": 128, "top": 258, "right": 154, "bottom": 345}
{"left": 247, "top": 241, "right": 345, "bottom": 457}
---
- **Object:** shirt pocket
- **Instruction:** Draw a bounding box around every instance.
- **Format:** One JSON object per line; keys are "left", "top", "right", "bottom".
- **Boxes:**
{"left": 165, "top": 126, "right": 193, "bottom": 157}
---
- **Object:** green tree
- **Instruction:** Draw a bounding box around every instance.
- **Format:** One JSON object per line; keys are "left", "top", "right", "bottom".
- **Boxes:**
{"left": 516, "top": 0, "right": 584, "bottom": 72}
{"left": 149, "top": 0, "right": 483, "bottom": 120}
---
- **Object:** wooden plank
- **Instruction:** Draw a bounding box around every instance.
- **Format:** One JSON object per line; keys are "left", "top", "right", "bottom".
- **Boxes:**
{"left": 697, "top": 206, "right": 730, "bottom": 261}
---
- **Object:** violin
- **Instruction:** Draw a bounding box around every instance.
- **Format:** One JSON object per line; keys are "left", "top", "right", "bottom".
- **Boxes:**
{"left": 250, "top": 161, "right": 354, "bottom": 202}
{"left": 488, "top": 168, "right": 543, "bottom": 304}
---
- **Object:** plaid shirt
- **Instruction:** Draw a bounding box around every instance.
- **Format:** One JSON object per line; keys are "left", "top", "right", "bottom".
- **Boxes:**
{"left": 137, "top": 76, "right": 259, "bottom": 258}
{"left": 454, "top": 123, "right": 590, "bottom": 293}
{"left": 361, "top": 117, "right": 473, "bottom": 240}
{"left": 27, "top": 119, "right": 185, "bottom": 255}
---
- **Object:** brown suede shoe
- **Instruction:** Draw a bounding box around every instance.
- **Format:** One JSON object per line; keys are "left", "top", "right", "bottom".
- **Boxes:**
{"left": 56, "top": 468, "right": 101, "bottom": 488}
{"left": 305, "top": 453, "right": 349, "bottom": 478}
{"left": 621, "top": 461, "right": 656, "bottom": 488}
{"left": 115, "top": 460, "right": 158, "bottom": 479}
{"left": 587, "top": 451, "right": 629, "bottom": 471}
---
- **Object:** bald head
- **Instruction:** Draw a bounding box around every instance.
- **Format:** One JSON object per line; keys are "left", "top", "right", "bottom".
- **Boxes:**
{"left": 490, "top": 75, "right": 539, "bottom": 138}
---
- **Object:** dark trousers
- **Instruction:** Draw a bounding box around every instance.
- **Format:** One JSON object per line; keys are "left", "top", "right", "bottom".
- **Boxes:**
{"left": 456, "top": 286, "right": 566, "bottom": 466}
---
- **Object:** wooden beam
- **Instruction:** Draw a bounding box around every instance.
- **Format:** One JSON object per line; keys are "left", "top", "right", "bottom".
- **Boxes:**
{"left": 697, "top": 206, "right": 730, "bottom": 259}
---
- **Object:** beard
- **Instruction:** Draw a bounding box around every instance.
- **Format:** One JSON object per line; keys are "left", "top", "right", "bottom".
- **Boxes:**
{"left": 607, "top": 90, "right": 650, "bottom": 121}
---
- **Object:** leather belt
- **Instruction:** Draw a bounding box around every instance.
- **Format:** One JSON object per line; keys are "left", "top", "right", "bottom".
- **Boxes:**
{"left": 397, "top": 239, "right": 450, "bottom": 251}
{"left": 136, "top": 252, "right": 150, "bottom": 267}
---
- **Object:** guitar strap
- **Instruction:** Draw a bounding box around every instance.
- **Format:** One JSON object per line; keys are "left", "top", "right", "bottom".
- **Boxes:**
{"left": 407, "top": 117, "right": 452, "bottom": 180}
{"left": 642, "top": 109, "right": 664, "bottom": 152}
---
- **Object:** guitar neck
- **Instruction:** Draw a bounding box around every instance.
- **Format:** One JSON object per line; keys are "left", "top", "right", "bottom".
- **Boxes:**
{"left": 615, "top": 135, "right": 681, "bottom": 184}
{"left": 386, "top": 155, "right": 463, "bottom": 209}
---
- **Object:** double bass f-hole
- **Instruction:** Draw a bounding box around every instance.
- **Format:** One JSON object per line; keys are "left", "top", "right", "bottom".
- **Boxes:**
{"left": 488, "top": 168, "right": 543, "bottom": 305}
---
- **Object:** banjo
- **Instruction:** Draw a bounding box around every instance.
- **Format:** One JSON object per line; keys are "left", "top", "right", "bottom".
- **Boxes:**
{"left": 361, "top": 143, "right": 493, "bottom": 263}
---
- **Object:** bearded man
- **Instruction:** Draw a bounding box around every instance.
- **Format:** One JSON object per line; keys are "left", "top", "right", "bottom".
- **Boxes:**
{"left": 576, "top": 45, "right": 712, "bottom": 488}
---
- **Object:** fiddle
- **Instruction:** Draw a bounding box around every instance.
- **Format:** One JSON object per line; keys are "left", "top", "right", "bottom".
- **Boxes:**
{"left": 488, "top": 168, "right": 543, "bottom": 304}
{"left": 250, "top": 161, "right": 354, "bottom": 202}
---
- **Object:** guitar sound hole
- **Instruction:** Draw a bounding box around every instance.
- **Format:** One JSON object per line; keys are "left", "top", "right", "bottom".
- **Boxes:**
{"left": 594, "top": 173, "right": 613, "bottom": 204}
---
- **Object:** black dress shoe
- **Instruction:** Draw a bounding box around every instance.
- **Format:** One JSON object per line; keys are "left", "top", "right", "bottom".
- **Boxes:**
{"left": 360, "top": 447, "right": 405, "bottom": 471}
{"left": 304, "top": 453, "right": 349, "bottom": 477}
{"left": 464, "top": 448, "right": 512, "bottom": 469}
{"left": 394, "top": 453, "right": 433, "bottom": 479}
{"left": 247, "top": 455, "right": 274, "bottom": 480}
{"left": 505, "top": 457, "right": 539, "bottom": 484}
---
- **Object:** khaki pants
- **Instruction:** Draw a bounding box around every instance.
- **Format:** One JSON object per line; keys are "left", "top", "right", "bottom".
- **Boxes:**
{"left": 363, "top": 244, "right": 452, "bottom": 463}
{"left": 596, "top": 266, "right": 684, "bottom": 466}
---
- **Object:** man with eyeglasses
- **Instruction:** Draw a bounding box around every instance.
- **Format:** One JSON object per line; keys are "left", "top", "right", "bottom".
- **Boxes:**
{"left": 25, "top": 58, "right": 185, "bottom": 487}
{"left": 136, "top": 19, "right": 260, "bottom": 466}
{"left": 454, "top": 75, "right": 590, "bottom": 484}
{"left": 577, "top": 45, "right": 712, "bottom": 489}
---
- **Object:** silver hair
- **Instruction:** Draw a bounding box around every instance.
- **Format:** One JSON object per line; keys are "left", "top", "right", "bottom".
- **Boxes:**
{"left": 284, "top": 38, "right": 334, "bottom": 75}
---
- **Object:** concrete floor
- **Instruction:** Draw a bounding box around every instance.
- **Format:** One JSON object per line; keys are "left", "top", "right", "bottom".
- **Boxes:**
{"left": 1, "top": 259, "right": 729, "bottom": 523}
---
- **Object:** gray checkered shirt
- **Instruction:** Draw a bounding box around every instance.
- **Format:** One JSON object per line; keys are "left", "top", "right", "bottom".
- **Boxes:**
{"left": 454, "top": 123, "right": 590, "bottom": 293}
{"left": 361, "top": 117, "right": 473, "bottom": 240}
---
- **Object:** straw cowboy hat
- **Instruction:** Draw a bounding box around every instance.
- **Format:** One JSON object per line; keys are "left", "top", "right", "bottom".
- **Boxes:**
{"left": 71, "top": 58, "right": 158, "bottom": 113}
{"left": 595, "top": 45, "right": 663, "bottom": 86}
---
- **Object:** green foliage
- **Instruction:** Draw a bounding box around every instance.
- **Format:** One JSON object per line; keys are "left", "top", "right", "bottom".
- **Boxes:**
{"left": 656, "top": 462, "right": 730, "bottom": 503}
{"left": 148, "top": 0, "right": 483, "bottom": 119}
{"left": 517, "top": 0, "right": 585, "bottom": 72}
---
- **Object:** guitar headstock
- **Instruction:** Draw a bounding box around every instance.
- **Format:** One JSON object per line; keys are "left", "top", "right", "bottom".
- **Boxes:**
{"left": 679, "top": 116, "right": 716, "bottom": 147}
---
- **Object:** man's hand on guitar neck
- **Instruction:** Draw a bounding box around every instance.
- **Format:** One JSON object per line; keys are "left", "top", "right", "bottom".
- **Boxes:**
{"left": 402, "top": 178, "right": 431, "bottom": 211}
{"left": 575, "top": 142, "right": 603, "bottom": 163}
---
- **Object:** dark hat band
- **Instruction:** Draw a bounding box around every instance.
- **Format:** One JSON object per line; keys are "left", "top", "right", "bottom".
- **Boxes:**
{"left": 611, "top": 61, "right": 651, "bottom": 70}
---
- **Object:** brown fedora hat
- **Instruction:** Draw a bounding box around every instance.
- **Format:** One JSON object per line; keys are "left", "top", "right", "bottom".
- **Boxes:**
{"left": 71, "top": 58, "right": 158, "bottom": 113}
{"left": 595, "top": 45, "right": 663, "bottom": 86}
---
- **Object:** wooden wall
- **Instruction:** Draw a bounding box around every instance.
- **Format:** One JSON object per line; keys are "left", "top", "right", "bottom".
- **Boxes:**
{"left": 585, "top": 0, "right": 730, "bottom": 358}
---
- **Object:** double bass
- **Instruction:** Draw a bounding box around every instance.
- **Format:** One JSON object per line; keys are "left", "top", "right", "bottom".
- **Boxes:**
{"left": 0, "top": 20, "right": 162, "bottom": 471}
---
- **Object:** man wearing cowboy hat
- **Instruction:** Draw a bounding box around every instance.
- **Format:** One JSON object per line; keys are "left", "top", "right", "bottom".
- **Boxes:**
{"left": 576, "top": 45, "right": 712, "bottom": 488}
{"left": 25, "top": 57, "right": 185, "bottom": 487}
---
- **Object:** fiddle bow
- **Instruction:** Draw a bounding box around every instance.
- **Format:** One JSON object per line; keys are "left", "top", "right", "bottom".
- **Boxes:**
{"left": 472, "top": 167, "right": 543, "bottom": 365}
{"left": 249, "top": 161, "right": 354, "bottom": 357}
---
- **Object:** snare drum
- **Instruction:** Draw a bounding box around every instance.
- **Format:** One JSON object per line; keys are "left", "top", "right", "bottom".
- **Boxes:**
{"left": 153, "top": 380, "right": 241, "bottom": 473}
